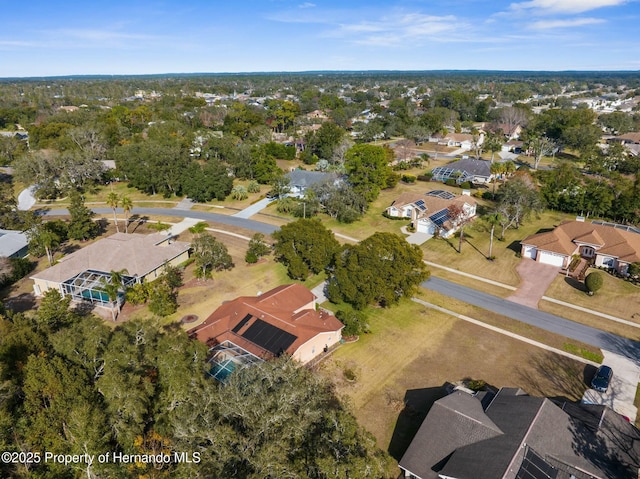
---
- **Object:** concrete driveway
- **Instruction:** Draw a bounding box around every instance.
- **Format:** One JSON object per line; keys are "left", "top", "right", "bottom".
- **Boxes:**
{"left": 232, "top": 197, "right": 275, "bottom": 219}
{"left": 582, "top": 351, "right": 639, "bottom": 420}
{"left": 506, "top": 258, "right": 560, "bottom": 308}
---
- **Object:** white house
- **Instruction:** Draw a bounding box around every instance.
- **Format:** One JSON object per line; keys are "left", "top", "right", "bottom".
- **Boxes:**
{"left": 386, "top": 190, "right": 477, "bottom": 238}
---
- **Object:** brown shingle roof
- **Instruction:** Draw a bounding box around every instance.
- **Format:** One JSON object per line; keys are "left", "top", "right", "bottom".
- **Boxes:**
{"left": 522, "top": 221, "right": 640, "bottom": 263}
{"left": 188, "top": 284, "right": 343, "bottom": 360}
{"left": 31, "top": 232, "right": 191, "bottom": 283}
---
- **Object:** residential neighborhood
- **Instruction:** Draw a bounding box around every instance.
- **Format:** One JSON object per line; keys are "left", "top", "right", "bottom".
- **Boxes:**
{"left": 2, "top": 70, "right": 640, "bottom": 478}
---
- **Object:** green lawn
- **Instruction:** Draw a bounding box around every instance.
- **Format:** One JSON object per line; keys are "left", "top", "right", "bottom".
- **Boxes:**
{"left": 421, "top": 210, "right": 576, "bottom": 286}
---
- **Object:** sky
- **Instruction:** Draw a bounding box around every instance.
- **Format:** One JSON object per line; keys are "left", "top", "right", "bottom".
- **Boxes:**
{"left": 1, "top": 0, "right": 639, "bottom": 77}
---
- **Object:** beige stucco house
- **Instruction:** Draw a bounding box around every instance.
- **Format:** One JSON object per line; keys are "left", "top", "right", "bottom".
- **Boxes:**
{"left": 521, "top": 220, "right": 640, "bottom": 274}
{"left": 188, "top": 284, "right": 344, "bottom": 372}
{"left": 30, "top": 232, "right": 191, "bottom": 306}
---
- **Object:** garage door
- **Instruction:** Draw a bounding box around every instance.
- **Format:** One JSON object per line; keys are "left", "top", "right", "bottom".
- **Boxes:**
{"left": 539, "top": 251, "right": 565, "bottom": 267}
{"left": 522, "top": 245, "right": 537, "bottom": 260}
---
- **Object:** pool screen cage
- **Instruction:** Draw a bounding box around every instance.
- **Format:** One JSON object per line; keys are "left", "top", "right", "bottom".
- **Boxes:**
{"left": 61, "top": 269, "right": 137, "bottom": 306}
{"left": 207, "top": 340, "right": 263, "bottom": 383}
{"left": 430, "top": 166, "right": 472, "bottom": 184}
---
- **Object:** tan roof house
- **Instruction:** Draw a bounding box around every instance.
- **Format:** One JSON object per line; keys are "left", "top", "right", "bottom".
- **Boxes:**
{"left": 188, "top": 284, "right": 343, "bottom": 380}
{"left": 386, "top": 190, "right": 477, "bottom": 239}
{"left": 521, "top": 220, "right": 640, "bottom": 273}
{"left": 30, "top": 232, "right": 190, "bottom": 308}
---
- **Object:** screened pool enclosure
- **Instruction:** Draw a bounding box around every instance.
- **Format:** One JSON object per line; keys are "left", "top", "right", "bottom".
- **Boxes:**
{"left": 61, "top": 269, "right": 138, "bottom": 307}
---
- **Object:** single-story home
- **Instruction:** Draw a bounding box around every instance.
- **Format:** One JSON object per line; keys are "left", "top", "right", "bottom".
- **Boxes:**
{"left": 188, "top": 284, "right": 343, "bottom": 379}
{"left": 0, "top": 229, "right": 29, "bottom": 259}
{"left": 386, "top": 190, "right": 477, "bottom": 238}
{"left": 30, "top": 232, "right": 191, "bottom": 306}
{"left": 429, "top": 133, "right": 482, "bottom": 150}
{"left": 430, "top": 158, "right": 493, "bottom": 185}
{"left": 400, "top": 386, "right": 640, "bottom": 479}
{"left": 520, "top": 220, "right": 640, "bottom": 274}
{"left": 286, "top": 170, "right": 340, "bottom": 197}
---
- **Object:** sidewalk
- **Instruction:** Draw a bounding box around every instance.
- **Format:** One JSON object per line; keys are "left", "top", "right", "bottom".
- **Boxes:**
{"left": 411, "top": 297, "right": 598, "bottom": 366}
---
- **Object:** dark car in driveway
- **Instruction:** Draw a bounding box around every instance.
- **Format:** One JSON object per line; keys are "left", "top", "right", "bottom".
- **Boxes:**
{"left": 591, "top": 365, "right": 613, "bottom": 392}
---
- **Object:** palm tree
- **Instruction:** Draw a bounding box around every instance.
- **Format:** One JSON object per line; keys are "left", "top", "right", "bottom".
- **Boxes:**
{"left": 106, "top": 191, "right": 120, "bottom": 233}
{"left": 99, "top": 269, "right": 128, "bottom": 320}
{"left": 188, "top": 221, "right": 208, "bottom": 238}
{"left": 490, "top": 162, "right": 505, "bottom": 199}
{"left": 503, "top": 160, "right": 516, "bottom": 181}
{"left": 484, "top": 212, "right": 503, "bottom": 259}
{"left": 120, "top": 195, "right": 133, "bottom": 234}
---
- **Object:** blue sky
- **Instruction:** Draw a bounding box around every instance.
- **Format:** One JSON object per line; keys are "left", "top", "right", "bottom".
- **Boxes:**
{"left": 1, "top": 0, "right": 639, "bottom": 77}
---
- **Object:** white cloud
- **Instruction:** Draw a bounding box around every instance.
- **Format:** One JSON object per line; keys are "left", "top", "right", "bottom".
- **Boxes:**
{"left": 298, "top": 2, "right": 316, "bottom": 8}
{"left": 331, "top": 13, "right": 460, "bottom": 46}
{"left": 510, "top": 0, "right": 628, "bottom": 14}
{"left": 529, "top": 17, "right": 606, "bottom": 28}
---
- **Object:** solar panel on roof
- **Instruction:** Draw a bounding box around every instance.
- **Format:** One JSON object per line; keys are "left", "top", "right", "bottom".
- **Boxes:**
{"left": 430, "top": 209, "right": 450, "bottom": 227}
{"left": 232, "top": 313, "right": 253, "bottom": 333}
{"left": 241, "top": 319, "right": 297, "bottom": 356}
{"left": 415, "top": 199, "right": 426, "bottom": 211}
{"left": 427, "top": 190, "right": 455, "bottom": 199}
{"left": 515, "top": 448, "right": 557, "bottom": 479}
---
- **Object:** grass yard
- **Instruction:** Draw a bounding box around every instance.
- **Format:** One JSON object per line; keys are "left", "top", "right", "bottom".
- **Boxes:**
{"left": 420, "top": 210, "right": 576, "bottom": 287}
{"left": 545, "top": 271, "right": 640, "bottom": 322}
{"left": 317, "top": 295, "right": 590, "bottom": 466}
{"left": 538, "top": 273, "right": 640, "bottom": 340}
{"left": 121, "top": 228, "right": 323, "bottom": 326}
{"left": 417, "top": 288, "right": 603, "bottom": 360}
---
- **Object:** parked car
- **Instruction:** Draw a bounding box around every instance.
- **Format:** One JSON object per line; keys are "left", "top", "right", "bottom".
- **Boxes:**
{"left": 591, "top": 365, "right": 613, "bottom": 392}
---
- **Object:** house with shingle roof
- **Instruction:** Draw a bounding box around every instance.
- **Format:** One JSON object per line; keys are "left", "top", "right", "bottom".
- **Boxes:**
{"left": 431, "top": 158, "right": 493, "bottom": 185}
{"left": 386, "top": 190, "right": 476, "bottom": 238}
{"left": 400, "top": 387, "right": 640, "bottom": 479}
{"left": 30, "top": 232, "right": 190, "bottom": 307}
{"left": 188, "top": 284, "right": 343, "bottom": 377}
{"left": 521, "top": 220, "right": 640, "bottom": 274}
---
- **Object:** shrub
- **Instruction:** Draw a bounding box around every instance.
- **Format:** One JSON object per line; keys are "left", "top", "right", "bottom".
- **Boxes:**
{"left": 459, "top": 181, "right": 472, "bottom": 189}
{"left": 336, "top": 309, "right": 370, "bottom": 336}
{"left": 417, "top": 172, "right": 434, "bottom": 182}
{"left": 401, "top": 174, "right": 417, "bottom": 183}
{"left": 482, "top": 191, "right": 494, "bottom": 200}
{"left": 245, "top": 251, "right": 258, "bottom": 264}
{"left": 343, "top": 367, "right": 357, "bottom": 382}
{"left": 247, "top": 181, "right": 261, "bottom": 193}
{"left": 126, "top": 283, "right": 150, "bottom": 305}
{"left": 381, "top": 211, "right": 410, "bottom": 221}
{"left": 445, "top": 178, "right": 457, "bottom": 187}
{"left": 584, "top": 271, "right": 604, "bottom": 295}
{"left": 148, "top": 222, "right": 170, "bottom": 232}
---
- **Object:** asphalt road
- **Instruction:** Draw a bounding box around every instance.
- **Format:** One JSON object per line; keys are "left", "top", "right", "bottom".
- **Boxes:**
{"left": 422, "top": 277, "right": 640, "bottom": 362}
{"left": 41, "top": 207, "right": 279, "bottom": 235}
{"left": 40, "top": 205, "right": 640, "bottom": 361}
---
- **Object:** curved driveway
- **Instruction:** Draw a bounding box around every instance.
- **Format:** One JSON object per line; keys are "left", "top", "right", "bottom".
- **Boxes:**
{"left": 422, "top": 277, "right": 640, "bottom": 362}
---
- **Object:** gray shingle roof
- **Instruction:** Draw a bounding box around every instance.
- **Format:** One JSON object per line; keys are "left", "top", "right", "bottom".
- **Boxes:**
{"left": 286, "top": 170, "right": 336, "bottom": 188}
{"left": 399, "top": 391, "right": 503, "bottom": 479}
{"left": 400, "top": 387, "right": 640, "bottom": 479}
